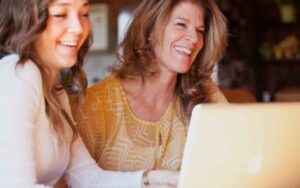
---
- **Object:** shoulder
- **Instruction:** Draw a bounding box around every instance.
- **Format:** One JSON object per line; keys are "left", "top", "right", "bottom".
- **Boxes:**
{"left": 0, "top": 55, "right": 43, "bottom": 97}
{"left": 73, "top": 75, "right": 122, "bottom": 118}
{"left": 0, "top": 54, "right": 43, "bottom": 121}
{"left": 71, "top": 75, "right": 115, "bottom": 114}
{"left": 0, "top": 54, "right": 42, "bottom": 87}
{"left": 84, "top": 75, "right": 120, "bottom": 102}
{"left": 88, "top": 75, "right": 119, "bottom": 93}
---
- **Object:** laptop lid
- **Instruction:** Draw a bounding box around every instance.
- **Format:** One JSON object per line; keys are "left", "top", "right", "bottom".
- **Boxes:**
{"left": 178, "top": 102, "right": 300, "bottom": 188}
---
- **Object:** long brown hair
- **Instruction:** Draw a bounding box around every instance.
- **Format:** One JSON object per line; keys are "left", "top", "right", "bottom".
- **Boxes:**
{"left": 0, "top": 0, "right": 91, "bottom": 142}
{"left": 112, "top": 0, "right": 227, "bottom": 118}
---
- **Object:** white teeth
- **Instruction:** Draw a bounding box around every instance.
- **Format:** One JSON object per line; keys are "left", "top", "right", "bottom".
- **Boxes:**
{"left": 60, "top": 41, "right": 77, "bottom": 47}
{"left": 174, "top": 46, "right": 192, "bottom": 55}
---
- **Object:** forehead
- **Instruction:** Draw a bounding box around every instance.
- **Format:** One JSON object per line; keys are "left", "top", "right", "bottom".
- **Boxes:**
{"left": 169, "top": 1, "right": 204, "bottom": 22}
{"left": 49, "top": 0, "right": 89, "bottom": 7}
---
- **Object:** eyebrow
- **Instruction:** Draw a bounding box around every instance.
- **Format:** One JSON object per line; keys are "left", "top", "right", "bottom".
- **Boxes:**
{"left": 176, "top": 17, "right": 189, "bottom": 22}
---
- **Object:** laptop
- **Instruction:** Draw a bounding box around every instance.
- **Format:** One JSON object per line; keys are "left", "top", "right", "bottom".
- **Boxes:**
{"left": 178, "top": 102, "right": 300, "bottom": 188}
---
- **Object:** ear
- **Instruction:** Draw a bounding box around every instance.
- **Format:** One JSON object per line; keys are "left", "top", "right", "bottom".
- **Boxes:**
{"left": 148, "top": 33, "right": 153, "bottom": 42}
{"left": 148, "top": 32, "right": 159, "bottom": 44}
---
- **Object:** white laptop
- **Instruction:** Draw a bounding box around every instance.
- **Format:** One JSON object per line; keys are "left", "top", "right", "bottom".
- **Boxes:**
{"left": 178, "top": 102, "right": 300, "bottom": 188}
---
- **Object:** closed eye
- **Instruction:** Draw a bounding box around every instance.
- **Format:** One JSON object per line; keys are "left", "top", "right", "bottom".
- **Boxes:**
{"left": 176, "top": 22, "right": 187, "bottom": 28}
{"left": 52, "top": 14, "right": 66, "bottom": 18}
{"left": 80, "top": 12, "right": 89, "bottom": 17}
{"left": 196, "top": 29, "right": 205, "bottom": 35}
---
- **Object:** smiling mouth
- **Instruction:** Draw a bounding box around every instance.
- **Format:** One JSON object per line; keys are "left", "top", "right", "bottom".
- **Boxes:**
{"left": 60, "top": 41, "right": 78, "bottom": 48}
{"left": 174, "top": 46, "right": 192, "bottom": 55}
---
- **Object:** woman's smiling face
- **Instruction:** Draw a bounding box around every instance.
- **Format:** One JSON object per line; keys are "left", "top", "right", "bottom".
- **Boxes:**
{"left": 34, "top": 0, "right": 90, "bottom": 75}
{"left": 152, "top": 1, "right": 205, "bottom": 75}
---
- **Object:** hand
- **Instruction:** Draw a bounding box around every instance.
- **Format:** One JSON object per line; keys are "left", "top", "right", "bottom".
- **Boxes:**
{"left": 145, "top": 170, "right": 179, "bottom": 188}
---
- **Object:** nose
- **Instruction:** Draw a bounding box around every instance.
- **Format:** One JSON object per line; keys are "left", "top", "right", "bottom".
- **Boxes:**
{"left": 67, "top": 14, "right": 83, "bottom": 34}
{"left": 185, "top": 28, "right": 198, "bottom": 44}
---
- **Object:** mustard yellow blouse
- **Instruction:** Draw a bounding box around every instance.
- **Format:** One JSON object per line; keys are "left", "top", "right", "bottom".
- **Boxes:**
{"left": 72, "top": 75, "right": 227, "bottom": 171}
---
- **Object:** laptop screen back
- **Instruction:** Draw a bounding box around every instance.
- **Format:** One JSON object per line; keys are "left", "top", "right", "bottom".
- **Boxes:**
{"left": 178, "top": 103, "right": 300, "bottom": 188}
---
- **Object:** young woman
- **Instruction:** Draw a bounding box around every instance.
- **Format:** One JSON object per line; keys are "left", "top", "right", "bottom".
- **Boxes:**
{"left": 73, "top": 0, "right": 228, "bottom": 173}
{"left": 0, "top": 0, "right": 177, "bottom": 187}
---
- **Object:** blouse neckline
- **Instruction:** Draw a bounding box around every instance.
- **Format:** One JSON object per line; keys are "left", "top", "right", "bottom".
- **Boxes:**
{"left": 112, "top": 75, "right": 173, "bottom": 125}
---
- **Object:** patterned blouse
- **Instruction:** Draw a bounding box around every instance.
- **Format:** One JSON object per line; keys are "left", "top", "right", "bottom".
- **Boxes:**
{"left": 71, "top": 75, "right": 227, "bottom": 171}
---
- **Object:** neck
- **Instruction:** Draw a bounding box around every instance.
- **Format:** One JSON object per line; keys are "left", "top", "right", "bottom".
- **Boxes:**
{"left": 147, "top": 73, "right": 177, "bottom": 98}
{"left": 132, "top": 73, "right": 177, "bottom": 106}
{"left": 120, "top": 73, "right": 178, "bottom": 121}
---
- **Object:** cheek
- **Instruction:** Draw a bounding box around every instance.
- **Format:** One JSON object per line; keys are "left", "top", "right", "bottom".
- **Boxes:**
{"left": 47, "top": 22, "right": 64, "bottom": 37}
{"left": 195, "top": 38, "right": 204, "bottom": 56}
{"left": 36, "top": 32, "right": 51, "bottom": 51}
{"left": 77, "top": 23, "right": 90, "bottom": 48}
{"left": 198, "top": 36, "right": 204, "bottom": 50}
{"left": 192, "top": 40, "right": 204, "bottom": 61}
{"left": 166, "top": 33, "right": 177, "bottom": 46}
{"left": 82, "top": 21, "right": 91, "bottom": 37}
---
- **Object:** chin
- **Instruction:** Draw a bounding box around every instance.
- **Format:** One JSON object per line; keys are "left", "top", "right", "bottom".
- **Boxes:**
{"left": 178, "top": 70, "right": 189, "bottom": 74}
{"left": 61, "top": 59, "right": 77, "bottom": 68}
{"left": 176, "top": 66, "right": 192, "bottom": 74}
{"left": 173, "top": 62, "right": 193, "bottom": 73}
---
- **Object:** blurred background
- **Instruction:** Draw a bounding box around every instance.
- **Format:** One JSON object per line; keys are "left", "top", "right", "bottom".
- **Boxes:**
{"left": 82, "top": 0, "right": 300, "bottom": 102}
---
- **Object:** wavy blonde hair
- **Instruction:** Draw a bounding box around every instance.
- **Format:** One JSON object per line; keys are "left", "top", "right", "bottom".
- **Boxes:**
{"left": 112, "top": 0, "right": 227, "bottom": 118}
{"left": 0, "top": 0, "right": 91, "bottom": 142}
